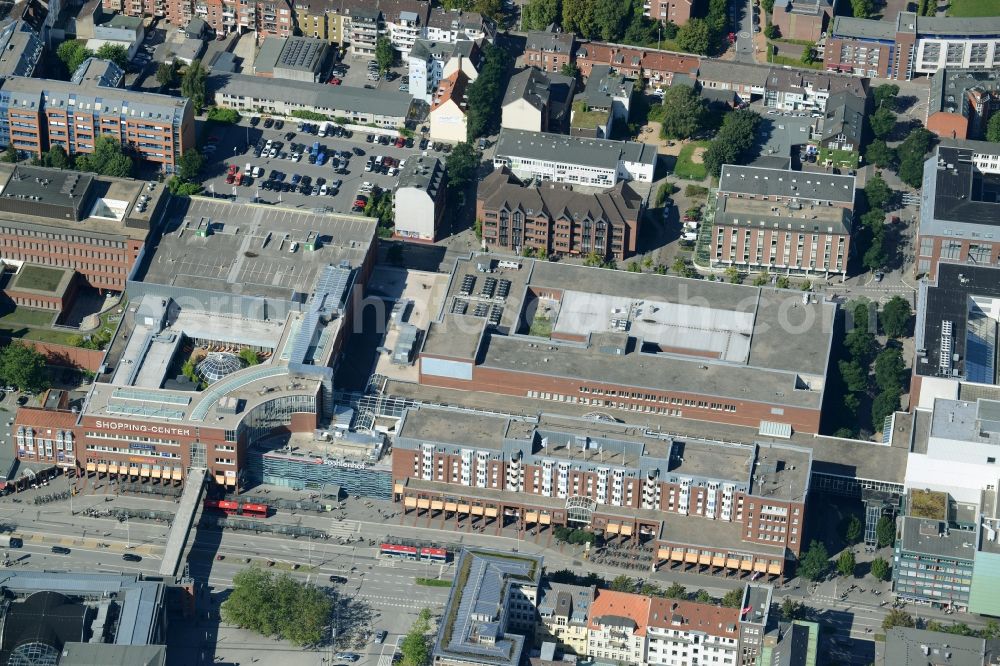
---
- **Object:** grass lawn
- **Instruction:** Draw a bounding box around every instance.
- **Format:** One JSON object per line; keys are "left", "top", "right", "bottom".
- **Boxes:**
{"left": 415, "top": 577, "right": 453, "bottom": 587}
{"left": 673, "top": 141, "right": 710, "bottom": 181}
{"left": 15, "top": 265, "right": 66, "bottom": 293}
{"left": 0, "top": 326, "right": 80, "bottom": 346}
{"left": 948, "top": 0, "right": 1000, "bottom": 16}
{"left": 0, "top": 307, "right": 56, "bottom": 328}
{"left": 529, "top": 314, "right": 553, "bottom": 338}
{"left": 819, "top": 147, "right": 860, "bottom": 169}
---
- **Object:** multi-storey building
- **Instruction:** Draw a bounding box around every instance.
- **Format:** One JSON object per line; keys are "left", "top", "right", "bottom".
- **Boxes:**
{"left": 711, "top": 165, "right": 855, "bottom": 278}
{"left": 696, "top": 60, "right": 771, "bottom": 104}
{"left": 13, "top": 198, "right": 376, "bottom": 490}
{"left": 407, "top": 38, "right": 482, "bottom": 105}
{"left": 885, "top": 627, "right": 1000, "bottom": 665}
{"left": 252, "top": 35, "right": 329, "bottom": 82}
{"left": 770, "top": 0, "right": 832, "bottom": 42}
{"left": 414, "top": 254, "right": 836, "bottom": 434}
{"left": 893, "top": 517, "right": 976, "bottom": 610}
{"left": 646, "top": 597, "right": 741, "bottom": 666}
{"left": 293, "top": 0, "right": 337, "bottom": 42}
{"left": 0, "top": 20, "right": 42, "bottom": 79}
{"left": 381, "top": 0, "right": 431, "bottom": 57}
{"left": 586, "top": 590, "right": 650, "bottom": 665}
{"left": 916, "top": 139, "right": 1000, "bottom": 279}
{"left": 927, "top": 68, "right": 1000, "bottom": 141}
{"left": 762, "top": 68, "right": 868, "bottom": 113}
{"left": 393, "top": 404, "right": 813, "bottom": 576}
{"left": 493, "top": 128, "right": 656, "bottom": 188}
{"left": 501, "top": 68, "right": 574, "bottom": 134}
{"left": 524, "top": 30, "right": 575, "bottom": 74}
{"left": 642, "top": 0, "right": 695, "bottom": 28}
{"left": 574, "top": 41, "right": 700, "bottom": 90}
{"left": 0, "top": 59, "right": 194, "bottom": 173}
{"left": 161, "top": 0, "right": 293, "bottom": 40}
{"left": 477, "top": 168, "right": 644, "bottom": 260}
{"left": 342, "top": 5, "right": 380, "bottom": 56}
{"left": 824, "top": 12, "right": 1000, "bottom": 80}
{"left": 429, "top": 70, "right": 470, "bottom": 143}
{"left": 425, "top": 7, "right": 494, "bottom": 43}
{"left": 535, "top": 582, "right": 595, "bottom": 656}
{"left": 393, "top": 155, "right": 447, "bottom": 242}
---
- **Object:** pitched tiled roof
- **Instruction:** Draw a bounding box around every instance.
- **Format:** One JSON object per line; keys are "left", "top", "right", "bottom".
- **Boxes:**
{"left": 647, "top": 597, "right": 740, "bottom": 639}
{"left": 431, "top": 70, "right": 470, "bottom": 112}
{"left": 586, "top": 590, "right": 652, "bottom": 636}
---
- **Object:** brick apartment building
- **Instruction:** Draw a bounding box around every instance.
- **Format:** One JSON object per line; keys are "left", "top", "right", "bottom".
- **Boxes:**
{"left": 0, "top": 60, "right": 194, "bottom": 174}
{"left": 642, "top": 0, "right": 695, "bottom": 27}
{"left": 478, "top": 168, "right": 644, "bottom": 261}
{"left": 524, "top": 30, "right": 575, "bottom": 73}
{"left": 128, "top": 0, "right": 292, "bottom": 40}
{"left": 712, "top": 165, "right": 855, "bottom": 278}
{"left": 574, "top": 41, "right": 700, "bottom": 89}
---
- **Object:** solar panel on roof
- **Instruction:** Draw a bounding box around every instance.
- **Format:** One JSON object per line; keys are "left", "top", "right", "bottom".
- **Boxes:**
{"left": 452, "top": 299, "right": 468, "bottom": 315}
{"left": 489, "top": 306, "right": 503, "bottom": 326}
{"left": 480, "top": 279, "right": 496, "bottom": 299}
{"left": 460, "top": 275, "right": 475, "bottom": 296}
{"left": 497, "top": 279, "right": 511, "bottom": 299}
{"left": 473, "top": 303, "right": 489, "bottom": 317}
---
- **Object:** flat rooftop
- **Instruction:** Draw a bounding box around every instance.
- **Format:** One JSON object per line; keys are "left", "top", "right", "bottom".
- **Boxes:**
{"left": 719, "top": 197, "right": 851, "bottom": 235}
{"left": 900, "top": 516, "right": 977, "bottom": 561}
{"left": 719, "top": 165, "right": 856, "bottom": 203}
{"left": 658, "top": 511, "right": 787, "bottom": 556}
{"left": 136, "top": 198, "right": 375, "bottom": 302}
{"left": 922, "top": 143, "right": 1000, "bottom": 235}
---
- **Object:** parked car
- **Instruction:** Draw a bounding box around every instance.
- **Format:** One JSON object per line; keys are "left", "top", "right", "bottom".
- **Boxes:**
{"left": 122, "top": 553, "right": 142, "bottom": 562}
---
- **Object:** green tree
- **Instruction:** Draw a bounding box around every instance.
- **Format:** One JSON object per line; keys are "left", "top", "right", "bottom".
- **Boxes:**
{"left": 896, "top": 127, "right": 935, "bottom": 188}
{"left": 881, "top": 296, "right": 911, "bottom": 338}
{"left": 753, "top": 271, "right": 769, "bottom": 287}
{"left": 724, "top": 266, "right": 741, "bottom": 284}
{"left": 95, "top": 43, "right": 129, "bottom": 69}
{"left": 40, "top": 145, "right": 70, "bottom": 169}
{"left": 0, "top": 341, "right": 49, "bottom": 393}
{"left": 987, "top": 113, "right": 1000, "bottom": 143}
{"left": 584, "top": 251, "right": 603, "bottom": 267}
{"left": 797, "top": 540, "right": 829, "bottom": 581}
{"left": 56, "top": 40, "right": 93, "bottom": 77}
{"left": 764, "top": 24, "right": 779, "bottom": 39}
{"left": 721, "top": 589, "right": 743, "bottom": 607}
{"left": 882, "top": 609, "right": 915, "bottom": 631}
{"left": 846, "top": 328, "right": 876, "bottom": 367}
{"left": 522, "top": 0, "right": 561, "bottom": 30}
{"left": 465, "top": 42, "right": 508, "bottom": 139}
{"left": 870, "top": 107, "right": 896, "bottom": 140}
{"left": 623, "top": 7, "right": 661, "bottom": 45}
{"left": 239, "top": 348, "right": 260, "bottom": 366}
{"left": 837, "top": 549, "right": 856, "bottom": 577}
{"left": 775, "top": 275, "right": 790, "bottom": 289}
{"left": 609, "top": 574, "right": 634, "bottom": 592}
{"left": 627, "top": 261, "right": 641, "bottom": 272}
{"left": 703, "top": 109, "right": 760, "bottom": 177}
{"left": 850, "top": 0, "right": 876, "bottom": 17}
{"left": 865, "top": 172, "right": 892, "bottom": 211}
{"left": 219, "top": 568, "right": 331, "bottom": 646}
{"left": 156, "top": 61, "right": 179, "bottom": 89}
{"left": 870, "top": 556, "right": 890, "bottom": 581}
{"left": 866, "top": 139, "right": 896, "bottom": 169}
{"left": 562, "top": 0, "right": 598, "bottom": 37}
{"left": 560, "top": 62, "right": 579, "bottom": 79}
{"left": 74, "top": 135, "right": 133, "bottom": 177}
{"left": 872, "top": 387, "right": 901, "bottom": 427}
{"left": 876, "top": 515, "right": 896, "bottom": 547}
{"left": 693, "top": 589, "right": 712, "bottom": 604}
{"left": 873, "top": 84, "right": 900, "bottom": 111}
{"left": 400, "top": 608, "right": 432, "bottom": 666}
{"left": 446, "top": 142, "right": 479, "bottom": 190}
{"left": 781, "top": 597, "right": 804, "bottom": 620}
{"left": 862, "top": 230, "right": 887, "bottom": 272}
{"left": 845, "top": 515, "right": 863, "bottom": 545}
{"left": 874, "top": 347, "right": 906, "bottom": 392}
{"left": 206, "top": 107, "right": 241, "bottom": 124}
{"left": 671, "top": 257, "right": 695, "bottom": 278}
{"left": 177, "top": 149, "right": 204, "bottom": 182}
{"left": 592, "top": 0, "right": 630, "bottom": 41}
{"left": 663, "top": 583, "right": 687, "bottom": 599}
{"left": 1, "top": 145, "right": 17, "bottom": 163}
{"left": 800, "top": 45, "right": 815, "bottom": 65}
{"left": 677, "top": 18, "right": 712, "bottom": 54}
{"left": 838, "top": 360, "right": 868, "bottom": 393}
{"left": 658, "top": 85, "right": 706, "bottom": 140}
{"left": 375, "top": 36, "right": 395, "bottom": 74}
{"left": 181, "top": 59, "right": 208, "bottom": 114}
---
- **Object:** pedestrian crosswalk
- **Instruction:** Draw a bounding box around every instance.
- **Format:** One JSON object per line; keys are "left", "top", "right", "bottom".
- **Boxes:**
{"left": 328, "top": 519, "right": 360, "bottom": 538}
{"left": 377, "top": 636, "right": 404, "bottom": 666}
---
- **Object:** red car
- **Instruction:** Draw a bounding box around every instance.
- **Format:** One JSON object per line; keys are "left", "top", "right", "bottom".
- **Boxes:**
{"left": 225, "top": 174, "right": 236, "bottom": 184}
{"left": 394, "top": 136, "right": 405, "bottom": 148}
{"left": 328, "top": 77, "right": 342, "bottom": 85}
{"left": 227, "top": 164, "right": 239, "bottom": 176}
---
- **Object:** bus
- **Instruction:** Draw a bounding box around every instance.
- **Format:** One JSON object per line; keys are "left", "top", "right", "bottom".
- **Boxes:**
{"left": 380, "top": 542, "right": 450, "bottom": 563}
{"left": 241, "top": 503, "right": 269, "bottom": 519}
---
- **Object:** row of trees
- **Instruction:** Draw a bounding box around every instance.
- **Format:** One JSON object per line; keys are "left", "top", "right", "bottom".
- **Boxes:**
{"left": 608, "top": 574, "right": 745, "bottom": 608}
{"left": 220, "top": 568, "right": 332, "bottom": 647}
{"left": 56, "top": 40, "right": 128, "bottom": 76}
{"left": 522, "top": 0, "right": 661, "bottom": 48}
{"left": 466, "top": 43, "right": 509, "bottom": 140}
{"left": 552, "top": 526, "right": 596, "bottom": 544}
{"left": 400, "top": 608, "right": 433, "bottom": 666}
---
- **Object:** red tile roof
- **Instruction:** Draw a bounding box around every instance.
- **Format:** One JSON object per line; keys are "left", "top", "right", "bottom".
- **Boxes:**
{"left": 587, "top": 589, "right": 652, "bottom": 636}
{"left": 647, "top": 597, "right": 741, "bottom": 639}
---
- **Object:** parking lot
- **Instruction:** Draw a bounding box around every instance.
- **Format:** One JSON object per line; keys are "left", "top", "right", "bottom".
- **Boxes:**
{"left": 198, "top": 118, "right": 446, "bottom": 212}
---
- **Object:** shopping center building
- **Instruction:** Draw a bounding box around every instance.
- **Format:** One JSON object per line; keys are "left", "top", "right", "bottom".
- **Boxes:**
{"left": 13, "top": 198, "right": 376, "bottom": 490}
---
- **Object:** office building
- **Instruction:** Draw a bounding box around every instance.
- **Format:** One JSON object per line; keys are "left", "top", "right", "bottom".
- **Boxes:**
{"left": 407, "top": 38, "right": 482, "bottom": 104}
{"left": 0, "top": 61, "right": 194, "bottom": 173}
{"left": 824, "top": 13, "right": 1000, "bottom": 80}
{"left": 493, "top": 128, "right": 656, "bottom": 188}
{"left": 524, "top": 30, "right": 575, "bottom": 74}
{"left": 394, "top": 155, "right": 447, "bottom": 242}
{"left": 252, "top": 35, "right": 329, "bottom": 82}
{"left": 928, "top": 68, "right": 1000, "bottom": 141}
{"left": 893, "top": 516, "right": 976, "bottom": 610}
{"left": 770, "top": 0, "right": 832, "bottom": 42}
{"left": 916, "top": 139, "right": 1000, "bottom": 279}
{"left": 431, "top": 549, "right": 542, "bottom": 666}
{"left": 711, "top": 165, "right": 855, "bottom": 277}
{"left": 477, "top": 168, "right": 644, "bottom": 260}
{"left": 501, "top": 68, "right": 574, "bottom": 134}
{"left": 574, "top": 41, "right": 700, "bottom": 89}
{"left": 13, "top": 198, "right": 377, "bottom": 490}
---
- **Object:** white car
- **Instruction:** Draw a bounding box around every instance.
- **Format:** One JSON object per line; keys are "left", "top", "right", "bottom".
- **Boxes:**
{"left": 268, "top": 148, "right": 278, "bottom": 158}
{"left": 320, "top": 184, "right": 329, "bottom": 196}
{"left": 252, "top": 166, "right": 263, "bottom": 178}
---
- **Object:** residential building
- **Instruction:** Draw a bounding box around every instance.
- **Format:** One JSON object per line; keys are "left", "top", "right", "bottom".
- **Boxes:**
{"left": 407, "top": 38, "right": 482, "bottom": 104}
{"left": 293, "top": 0, "right": 338, "bottom": 42}
{"left": 493, "top": 128, "right": 656, "bottom": 188}
{"left": 429, "top": 70, "right": 470, "bottom": 143}
{"left": 478, "top": 168, "right": 643, "bottom": 260}
{"left": 762, "top": 68, "right": 867, "bottom": 112}
{"left": 0, "top": 20, "right": 42, "bottom": 78}
{"left": 574, "top": 41, "right": 700, "bottom": 89}
{"left": 381, "top": 0, "right": 430, "bottom": 57}
{"left": 916, "top": 139, "right": 1000, "bottom": 279}
{"left": 0, "top": 61, "right": 194, "bottom": 173}
{"left": 0, "top": 163, "right": 167, "bottom": 294}
{"left": 642, "top": 0, "right": 695, "bottom": 28}
{"left": 425, "top": 8, "right": 494, "bottom": 43}
{"left": 12, "top": 198, "right": 377, "bottom": 489}
{"left": 770, "top": 0, "right": 832, "bottom": 42}
{"left": 697, "top": 60, "right": 771, "bottom": 103}
{"left": 711, "top": 165, "right": 856, "bottom": 277}
{"left": 524, "top": 30, "right": 575, "bottom": 74}
{"left": 756, "top": 620, "right": 819, "bottom": 666}
{"left": 394, "top": 155, "right": 446, "bottom": 242}
{"left": 413, "top": 254, "right": 836, "bottom": 435}
{"left": 535, "top": 582, "right": 595, "bottom": 656}
{"left": 883, "top": 627, "right": 1000, "bottom": 666}
{"left": 252, "top": 35, "right": 329, "bottom": 82}
{"left": 816, "top": 91, "right": 864, "bottom": 152}
{"left": 571, "top": 65, "right": 633, "bottom": 138}
{"left": 501, "top": 68, "right": 574, "bottom": 134}
{"left": 180, "top": 0, "right": 293, "bottom": 41}
{"left": 208, "top": 72, "right": 414, "bottom": 127}
{"left": 431, "top": 549, "right": 542, "bottom": 666}
{"left": 343, "top": 5, "right": 380, "bottom": 56}
{"left": 79, "top": 7, "right": 145, "bottom": 60}
{"left": 646, "top": 597, "right": 741, "bottom": 666}
{"left": 893, "top": 516, "right": 976, "bottom": 610}
{"left": 824, "top": 13, "right": 1000, "bottom": 80}
{"left": 927, "top": 68, "right": 1000, "bottom": 141}
{"left": 740, "top": 585, "right": 773, "bottom": 664}
{"left": 586, "top": 590, "right": 650, "bottom": 665}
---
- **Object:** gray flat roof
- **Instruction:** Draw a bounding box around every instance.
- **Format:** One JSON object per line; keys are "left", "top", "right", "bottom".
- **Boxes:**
{"left": 885, "top": 628, "right": 988, "bottom": 666}
{"left": 59, "top": 644, "right": 166, "bottom": 666}
{"left": 697, "top": 60, "right": 771, "bottom": 87}
{"left": 921, "top": 143, "right": 1000, "bottom": 239}
{"left": 918, "top": 14, "right": 1000, "bottom": 36}
{"left": 136, "top": 197, "right": 375, "bottom": 301}
{"left": 397, "top": 406, "right": 508, "bottom": 449}
{"left": 397, "top": 155, "right": 445, "bottom": 199}
{"left": 256, "top": 35, "right": 327, "bottom": 74}
{"left": 719, "top": 165, "right": 856, "bottom": 203}
{"left": 830, "top": 16, "right": 896, "bottom": 41}
{"left": 495, "top": 128, "right": 657, "bottom": 171}
{"left": 718, "top": 197, "right": 852, "bottom": 235}
{"left": 899, "top": 517, "right": 976, "bottom": 561}
{"left": 929, "top": 68, "right": 1000, "bottom": 116}
{"left": 658, "top": 510, "right": 786, "bottom": 556}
